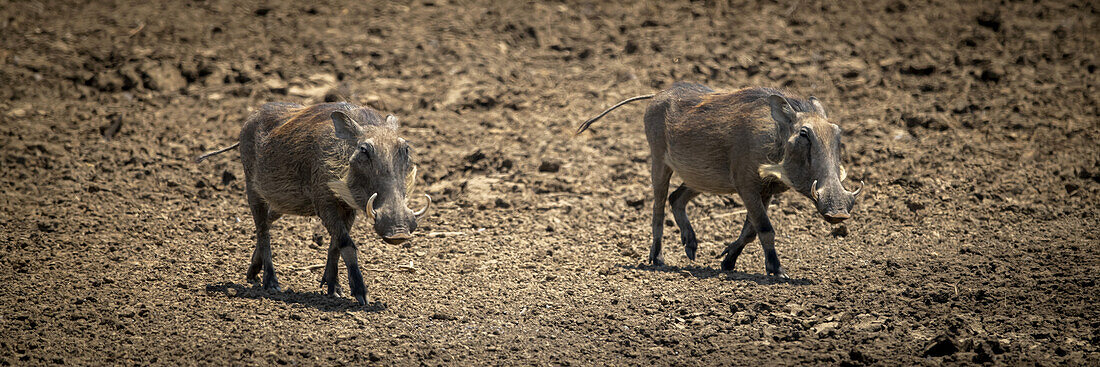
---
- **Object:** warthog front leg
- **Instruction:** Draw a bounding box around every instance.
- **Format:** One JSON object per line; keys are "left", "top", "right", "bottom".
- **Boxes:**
{"left": 320, "top": 210, "right": 355, "bottom": 297}
{"left": 718, "top": 193, "right": 770, "bottom": 271}
{"left": 321, "top": 241, "right": 342, "bottom": 297}
{"left": 668, "top": 185, "right": 701, "bottom": 261}
{"left": 738, "top": 190, "right": 785, "bottom": 277}
{"left": 319, "top": 205, "right": 367, "bottom": 305}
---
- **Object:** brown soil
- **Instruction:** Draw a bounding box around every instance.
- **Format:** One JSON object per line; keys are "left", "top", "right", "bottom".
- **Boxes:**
{"left": 1, "top": 0, "right": 1098, "bottom": 365}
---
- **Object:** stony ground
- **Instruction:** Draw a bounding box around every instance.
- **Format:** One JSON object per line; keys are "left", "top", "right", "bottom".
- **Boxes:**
{"left": 1, "top": 0, "right": 1098, "bottom": 365}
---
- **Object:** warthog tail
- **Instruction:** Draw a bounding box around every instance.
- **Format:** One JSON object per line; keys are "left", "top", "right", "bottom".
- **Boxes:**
{"left": 574, "top": 94, "right": 655, "bottom": 136}
{"left": 195, "top": 142, "right": 240, "bottom": 163}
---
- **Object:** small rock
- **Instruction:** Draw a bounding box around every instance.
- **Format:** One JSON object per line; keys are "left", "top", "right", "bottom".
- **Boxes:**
{"left": 141, "top": 62, "right": 187, "bottom": 92}
{"left": 905, "top": 200, "right": 926, "bottom": 212}
{"left": 263, "top": 78, "right": 287, "bottom": 94}
{"left": 976, "top": 11, "right": 1001, "bottom": 31}
{"left": 538, "top": 160, "right": 561, "bottom": 173}
{"left": 901, "top": 57, "right": 936, "bottom": 76}
{"left": 813, "top": 321, "right": 839, "bottom": 336}
{"left": 785, "top": 302, "right": 807, "bottom": 316}
{"left": 92, "top": 71, "right": 125, "bottom": 92}
{"left": 852, "top": 315, "right": 887, "bottom": 332}
{"left": 462, "top": 177, "right": 498, "bottom": 207}
{"left": 430, "top": 312, "right": 457, "bottom": 321}
{"left": 891, "top": 129, "right": 913, "bottom": 141}
{"left": 464, "top": 150, "right": 487, "bottom": 164}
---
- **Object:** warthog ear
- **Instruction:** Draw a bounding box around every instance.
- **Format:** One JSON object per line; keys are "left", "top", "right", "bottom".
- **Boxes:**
{"left": 809, "top": 96, "right": 827, "bottom": 118}
{"left": 331, "top": 111, "right": 364, "bottom": 141}
{"left": 405, "top": 165, "right": 418, "bottom": 194}
{"left": 767, "top": 95, "right": 797, "bottom": 127}
{"left": 384, "top": 114, "right": 399, "bottom": 129}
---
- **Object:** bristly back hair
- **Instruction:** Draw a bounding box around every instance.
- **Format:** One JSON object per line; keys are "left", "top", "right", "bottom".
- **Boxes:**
{"left": 707, "top": 87, "right": 818, "bottom": 115}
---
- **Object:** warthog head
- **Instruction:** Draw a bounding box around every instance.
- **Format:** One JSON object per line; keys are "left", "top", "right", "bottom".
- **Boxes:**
{"left": 760, "top": 95, "right": 863, "bottom": 224}
{"left": 327, "top": 111, "right": 430, "bottom": 244}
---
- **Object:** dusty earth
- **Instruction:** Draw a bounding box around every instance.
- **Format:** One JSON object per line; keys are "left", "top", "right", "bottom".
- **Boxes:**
{"left": 1, "top": 0, "right": 1098, "bottom": 365}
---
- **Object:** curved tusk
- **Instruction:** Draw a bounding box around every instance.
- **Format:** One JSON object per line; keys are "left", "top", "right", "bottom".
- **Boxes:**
{"left": 810, "top": 180, "right": 819, "bottom": 202}
{"left": 366, "top": 193, "right": 378, "bottom": 221}
{"left": 412, "top": 194, "right": 431, "bottom": 219}
{"left": 852, "top": 180, "right": 865, "bottom": 197}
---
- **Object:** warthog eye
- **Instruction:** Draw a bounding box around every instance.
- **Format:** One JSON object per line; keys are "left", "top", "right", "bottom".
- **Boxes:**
{"left": 359, "top": 142, "right": 373, "bottom": 155}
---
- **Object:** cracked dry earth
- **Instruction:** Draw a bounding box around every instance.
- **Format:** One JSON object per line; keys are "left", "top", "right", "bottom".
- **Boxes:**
{"left": 1, "top": 0, "right": 1098, "bottom": 365}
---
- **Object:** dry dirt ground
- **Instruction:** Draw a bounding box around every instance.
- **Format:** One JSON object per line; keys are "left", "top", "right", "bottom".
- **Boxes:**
{"left": 1, "top": 0, "right": 1098, "bottom": 365}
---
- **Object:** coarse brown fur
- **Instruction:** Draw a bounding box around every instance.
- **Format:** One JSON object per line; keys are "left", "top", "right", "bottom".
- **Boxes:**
{"left": 577, "top": 82, "right": 862, "bottom": 276}
{"left": 198, "top": 102, "right": 428, "bottom": 305}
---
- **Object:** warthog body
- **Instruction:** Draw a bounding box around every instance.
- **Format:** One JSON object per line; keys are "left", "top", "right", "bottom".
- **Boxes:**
{"left": 197, "top": 102, "right": 429, "bottom": 304}
{"left": 576, "top": 83, "right": 862, "bottom": 277}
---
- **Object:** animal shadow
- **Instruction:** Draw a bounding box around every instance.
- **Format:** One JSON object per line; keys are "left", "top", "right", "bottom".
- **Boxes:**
{"left": 204, "top": 282, "right": 387, "bottom": 313}
{"left": 619, "top": 263, "right": 816, "bottom": 286}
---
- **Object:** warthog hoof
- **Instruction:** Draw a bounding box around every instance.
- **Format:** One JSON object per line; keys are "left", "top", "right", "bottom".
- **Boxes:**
{"left": 320, "top": 278, "right": 342, "bottom": 297}
{"left": 649, "top": 254, "right": 665, "bottom": 267}
{"left": 766, "top": 266, "right": 788, "bottom": 279}
{"left": 262, "top": 278, "right": 281, "bottom": 292}
{"left": 720, "top": 254, "right": 737, "bottom": 272}
{"left": 684, "top": 241, "right": 697, "bottom": 262}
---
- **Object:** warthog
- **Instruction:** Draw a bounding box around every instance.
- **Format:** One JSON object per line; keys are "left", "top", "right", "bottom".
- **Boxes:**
{"left": 197, "top": 102, "right": 430, "bottom": 304}
{"left": 576, "top": 83, "right": 863, "bottom": 277}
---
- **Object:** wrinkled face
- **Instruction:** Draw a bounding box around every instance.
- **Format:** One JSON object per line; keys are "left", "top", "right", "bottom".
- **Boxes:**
{"left": 764, "top": 95, "right": 862, "bottom": 224}
{"left": 328, "top": 111, "right": 430, "bottom": 244}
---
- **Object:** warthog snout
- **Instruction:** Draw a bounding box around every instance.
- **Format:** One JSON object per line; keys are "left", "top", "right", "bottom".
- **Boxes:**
{"left": 811, "top": 179, "right": 863, "bottom": 224}
{"left": 822, "top": 212, "right": 850, "bottom": 224}
{"left": 364, "top": 192, "right": 431, "bottom": 245}
{"left": 382, "top": 232, "right": 412, "bottom": 245}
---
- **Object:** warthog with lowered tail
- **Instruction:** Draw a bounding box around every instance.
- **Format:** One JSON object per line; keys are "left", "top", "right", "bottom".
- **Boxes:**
{"left": 197, "top": 102, "right": 430, "bottom": 305}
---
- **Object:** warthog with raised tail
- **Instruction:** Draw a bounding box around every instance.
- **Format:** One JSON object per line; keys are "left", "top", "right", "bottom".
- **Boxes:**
{"left": 576, "top": 83, "right": 863, "bottom": 277}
